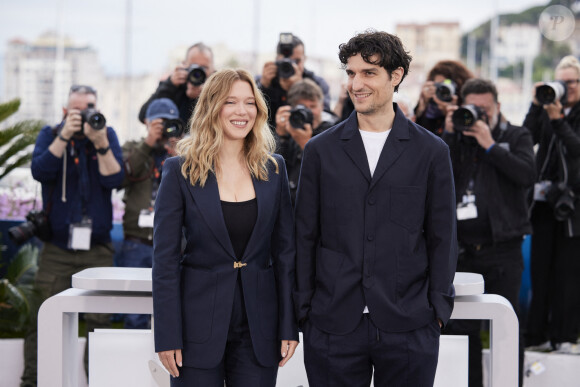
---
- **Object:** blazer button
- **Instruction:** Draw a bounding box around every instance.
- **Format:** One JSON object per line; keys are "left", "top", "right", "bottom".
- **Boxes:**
{"left": 367, "top": 235, "right": 374, "bottom": 241}
{"left": 368, "top": 197, "right": 376, "bottom": 205}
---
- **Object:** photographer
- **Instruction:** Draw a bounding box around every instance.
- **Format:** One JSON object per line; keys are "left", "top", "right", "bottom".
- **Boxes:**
{"left": 274, "top": 79, "right": 337, "bottom": 204}
{"left": 415, "top": 60, "right": 474, "bottom": 136}
{"left": 523, "top": 55, "right": 580, "bottom": 355}
{"left": 138, "top": 42, "right": 215, "bottom": 124}
{"left": 442, "top": 79, "right": 535, "bottom": 387}
{"left": 21, "top": 85, "right": 124, "bottom": 387}
{"left": 256, "top": 33, "right": 331, "bottom": 129}
{"left": 119, "top": 98, "right": 184, "bottom": 329}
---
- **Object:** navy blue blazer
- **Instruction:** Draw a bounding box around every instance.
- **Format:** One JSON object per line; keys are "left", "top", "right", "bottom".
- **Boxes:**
{"left": 294, "top": 105, "right": 458, "bottom": 335}
{"left": 152, "top": 154, "right": 298, "bottom": 368}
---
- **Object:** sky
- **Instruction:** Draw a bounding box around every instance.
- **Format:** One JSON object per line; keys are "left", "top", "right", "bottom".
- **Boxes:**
{"left": 0, "top": 0, "right": 548, "bottom": 78}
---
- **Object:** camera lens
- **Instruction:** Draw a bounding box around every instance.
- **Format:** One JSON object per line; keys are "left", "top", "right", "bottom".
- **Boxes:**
{"left": 435, "top": 81, "right": 456, "bottom": 103}
{"left": 187, "top": 65, "right": 207, "bottom": 86}
{"left": 162, "top": 119, "right": 184, "bottom": 138}
{"left": 276, "top": 59, "right": 295, "bottom": 79}
{"left": 452, "top": 105, "right": 481, "bottom": 132}
{"left": 81, "top": 105, "right": 106, "bottom": 130}
{"left": 86, "top": 112, "right": 106, "bottom": 130}
{"left": 8, "top": 221, "right": 36, "bottom": 245}
{"left": 289, "top": 105, "right": 313, "bottom": 129}
{"left": 536, "top": 81, "right": 567, "bottom": 105}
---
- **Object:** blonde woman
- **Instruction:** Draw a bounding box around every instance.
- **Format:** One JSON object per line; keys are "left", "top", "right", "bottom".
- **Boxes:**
{"left": 152, "top": 68, "right": 299, "bottom": 386}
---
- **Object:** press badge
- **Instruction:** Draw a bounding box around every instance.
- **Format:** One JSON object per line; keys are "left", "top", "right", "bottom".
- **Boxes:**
{"left": 138, "top": 209, "right": 155, "bottom": 228}
{"left": 68, "top": 216, "right": 92, "bottom": 250}
{"left": 457, "top": 194, "right": 478, "bottom": 221}
{"left": 534, "top": 180, "right": 552, "bottom": 201}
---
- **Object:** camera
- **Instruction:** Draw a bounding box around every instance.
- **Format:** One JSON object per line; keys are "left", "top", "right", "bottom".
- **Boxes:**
{"left": 8, "top": 210, "right": 52, "bottom": 245}
{"left": 276, "top": 32, "right": 296, "bottom": 79}
{"left": 434, "top": 80, "right": 456, "bottom": 102}
{"left": 452, "top": 104, "right": 487, "bottom": 132}
{"left": 81, "top": 103, "right": 106, "bottom": 130}
{"left": 546, "top": 182, "right": 576, "bottom": 221}
{"left": 289, "top": 105, "right": 313, "bottom": 129}
{"left": 536, "top": 81, "right": 567, "bottom": 105}
{"left": 186, "top": 64, "right": 207, "bottom": 86}
{"left": 162, "top": 119, "right": 185, "bottom": 139}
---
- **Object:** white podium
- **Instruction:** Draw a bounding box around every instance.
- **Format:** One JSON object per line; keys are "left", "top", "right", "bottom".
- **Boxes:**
{"left": 37, "top": 269, "right": 518, "bottom": 387}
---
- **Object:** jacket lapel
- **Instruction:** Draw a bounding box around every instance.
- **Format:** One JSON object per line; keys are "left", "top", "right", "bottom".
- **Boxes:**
{"left": 185, "top": 172, "right": 237, "bottom": 259}
{"left": 369, "top": 105, "right": 411, "bottom": 190}
{"left": 341, "top": 112, "right": 372, "bottom": 182}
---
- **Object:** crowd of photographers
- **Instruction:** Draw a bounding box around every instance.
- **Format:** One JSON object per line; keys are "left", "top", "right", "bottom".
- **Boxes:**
{"left": 9, "top": 31, "right": 580, "bottom": 387}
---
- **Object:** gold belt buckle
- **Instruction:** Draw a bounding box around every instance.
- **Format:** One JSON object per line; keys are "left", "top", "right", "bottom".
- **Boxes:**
{"left": 233, "top": 261, "right": 247, "bottom": 269}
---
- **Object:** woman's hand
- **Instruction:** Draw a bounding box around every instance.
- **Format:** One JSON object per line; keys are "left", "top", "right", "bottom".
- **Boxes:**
{"left": 158, "top": 349, "right": 182, "bottom": 378}
{"left": 279, "top": 340, "right": 299, "bottom": 367}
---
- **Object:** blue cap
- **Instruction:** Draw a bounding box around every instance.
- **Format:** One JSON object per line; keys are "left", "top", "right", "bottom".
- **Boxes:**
{"left": 146, "top": 98, "right": 179, "bottom": 121}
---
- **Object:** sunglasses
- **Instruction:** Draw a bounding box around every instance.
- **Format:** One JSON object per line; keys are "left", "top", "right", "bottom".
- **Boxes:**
{"left": 69, "top": 85, "right": 97, "bottom": 95}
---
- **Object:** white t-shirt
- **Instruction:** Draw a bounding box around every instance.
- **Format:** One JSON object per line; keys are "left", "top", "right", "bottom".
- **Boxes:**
{"left": 359, "top": 128, "right": 390, "bottom": 313}
{"left": 359, "top": 129, "right": 391, "bottom": 177}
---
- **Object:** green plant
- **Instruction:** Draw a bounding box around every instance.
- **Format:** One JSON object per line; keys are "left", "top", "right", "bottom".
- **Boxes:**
{"left": 0, "top": 243, "right": 41, "bottom": 338}
{"left": 0, "top": 98, "right": 44, "bottom": 180}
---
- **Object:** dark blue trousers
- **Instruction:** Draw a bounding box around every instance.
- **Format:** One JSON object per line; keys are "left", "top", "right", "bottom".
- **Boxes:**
{"left": 171, "top": 275, "right": 278, "bottom": 387}
{"left": 303, "top": 314, "right": 440, "bottom": 387}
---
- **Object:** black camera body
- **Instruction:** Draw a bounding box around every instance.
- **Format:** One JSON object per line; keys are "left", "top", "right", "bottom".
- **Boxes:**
{"left": 81, "top": 103, "right": 106, "bottom": 130}
{"left": 162, "top": 119, "right": 185, "bottom": 139}
{"left": 434, "top": 80, "right": 457, "bottom": 102}
{"left": 186, "top": 64, "right": 207, "bottom": 86}
{"left": 8, "top": 210, "right": 52, "bottom": 245}
{"left": 536, "top": 81, "right": 568, "bottom": 105}
{"left": 289, "top": 105, "right": 313, "bottom": 129}
{"left": 546, "top": 182, "right": 576, "bottom": 221}
{"left": 452, "top": 104, "right": 487, "bottom": 132}
{"left": 276, "top": 32, "right": 296, "bottom": 79}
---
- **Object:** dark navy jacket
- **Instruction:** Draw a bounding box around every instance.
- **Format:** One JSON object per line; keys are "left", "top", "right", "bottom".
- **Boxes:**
{"left": 152, "top": 154, "right": 298, "bottom": 368}
{"left": 294, "top": 105, "right": 458, "bottom": 335}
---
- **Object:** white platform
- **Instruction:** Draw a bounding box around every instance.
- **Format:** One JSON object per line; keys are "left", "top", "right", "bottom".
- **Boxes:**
{"left": 88, "top": 330, "right": 467, "bottom": 387}
{"left": 38, "top": 269, "right": 517, "bottom": 387}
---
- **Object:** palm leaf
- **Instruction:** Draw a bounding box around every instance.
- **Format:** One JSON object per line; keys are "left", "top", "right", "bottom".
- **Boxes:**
{"left": 0, "top": 98, "right": 20, "bottom": 123}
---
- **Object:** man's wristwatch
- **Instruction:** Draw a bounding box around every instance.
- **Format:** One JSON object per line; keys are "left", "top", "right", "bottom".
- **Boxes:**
{"left": 95, "top": 145, "right": 110, "bottom": 155}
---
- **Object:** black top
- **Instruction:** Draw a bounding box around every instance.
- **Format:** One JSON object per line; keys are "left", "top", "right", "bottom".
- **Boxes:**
{"left": 221, "top": 198, "right": 257, "bottom": 259}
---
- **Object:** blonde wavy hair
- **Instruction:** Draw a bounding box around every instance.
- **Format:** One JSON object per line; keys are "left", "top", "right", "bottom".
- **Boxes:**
{"left": 556, "top": 55, "right": 580, "bottom": 77}
{"left": 176, "top": 68, "right": 278, "bottom": 187}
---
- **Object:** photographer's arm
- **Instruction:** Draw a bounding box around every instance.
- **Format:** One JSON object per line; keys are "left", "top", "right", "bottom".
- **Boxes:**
{"left": 31, "top": 126, "right": 66, "bottom": 183}
{"left": 485, "top": 128, "right": 536, "bottom": 187}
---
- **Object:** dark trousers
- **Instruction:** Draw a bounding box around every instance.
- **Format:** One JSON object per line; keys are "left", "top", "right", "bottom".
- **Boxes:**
{"left": 526, "top": 202, "right": 580, "bottom": 346}
{"left": 445, "top": 238, "right": 524, "bottom": 387}
{"left": 303, "top": 314, "right": 440, "bottom": 387}
{"left": 171, "top": 275, "right": 278, "bottom": 387}
{"left": 21, "top": 242, "right": 113, "bottom": 387}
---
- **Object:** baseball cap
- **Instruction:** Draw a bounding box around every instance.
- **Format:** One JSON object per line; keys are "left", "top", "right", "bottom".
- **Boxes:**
{"left": 146, "top": 98, "right": 179, "bottom": 121}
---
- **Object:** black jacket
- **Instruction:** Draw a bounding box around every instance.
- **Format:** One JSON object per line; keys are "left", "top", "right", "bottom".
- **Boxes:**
{"left": 523, "top": 101, "right": 580, "bottom": 236}
{"left": 442, "top": 118, "right": 536, "bottom": 243}
{"left": 277, "top": 112, "right": 338, "bottom": 204}
{"left": 138, "top": 76, "right": 197, "bottom": 124}
{"left": 257, "top": 69, "right": 331, "bottom": 130}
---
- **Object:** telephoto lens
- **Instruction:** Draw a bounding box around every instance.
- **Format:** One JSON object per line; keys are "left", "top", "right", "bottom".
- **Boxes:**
{"left": 536, "top": 81, "right": 567, "bottom": 105}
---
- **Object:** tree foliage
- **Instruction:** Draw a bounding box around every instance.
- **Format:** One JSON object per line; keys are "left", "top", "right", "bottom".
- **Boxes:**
{"left": 0, "top": 98, "right": 44, "bottom": 180}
